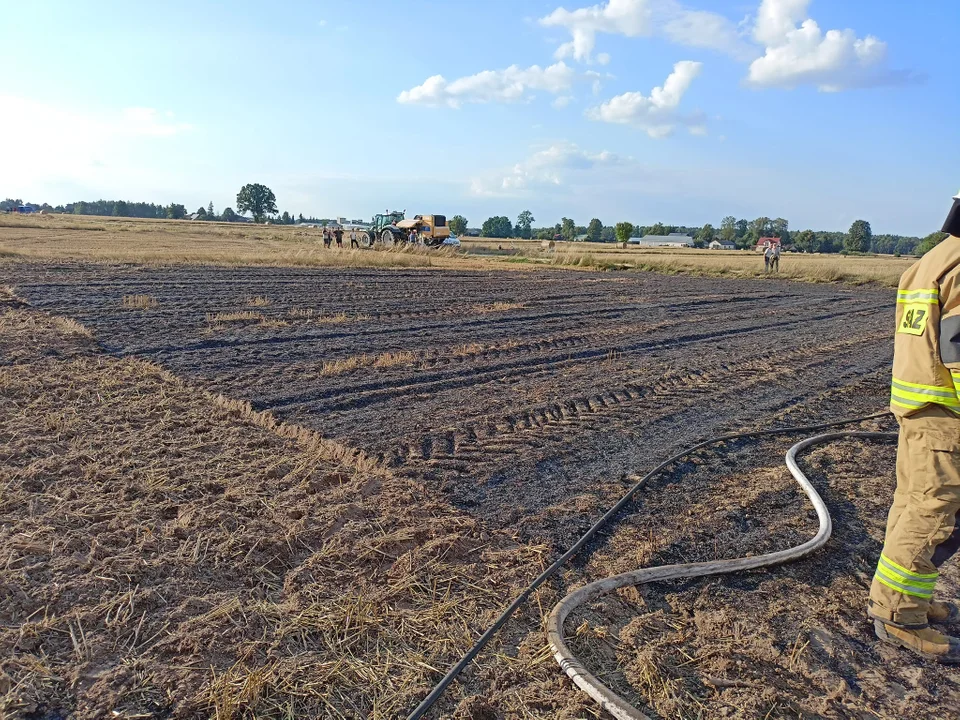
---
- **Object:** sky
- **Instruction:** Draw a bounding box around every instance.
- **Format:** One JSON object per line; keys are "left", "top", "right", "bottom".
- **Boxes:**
{"left": 1, "top": 0, "right": 957, "bottom": 235}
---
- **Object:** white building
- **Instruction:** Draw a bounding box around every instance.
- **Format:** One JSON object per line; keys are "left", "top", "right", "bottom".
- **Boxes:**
{"left": 630, "top": 233, "right": 694, "bottom": 247}
{"left": 709, "top": 240, "right": 736, "bottom": 250}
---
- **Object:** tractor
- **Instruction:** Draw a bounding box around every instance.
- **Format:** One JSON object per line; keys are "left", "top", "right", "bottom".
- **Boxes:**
{"left": 365, "top": 211, "right": 450, "bottom": 248}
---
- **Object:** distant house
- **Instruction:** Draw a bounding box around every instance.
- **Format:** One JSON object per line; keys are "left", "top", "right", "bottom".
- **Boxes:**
{"left": 574, "top": 233, "right": 589, "bottom": 242}
{"left": 186, "top": 212, "right": 202, "bottom": 221}
{"left": 465, "top": 228, "right": 481, "bottom": 237}
{"left": 709, "top": 240, "right": 736, "bottom": 250}
{"left": 755, "top": 236, "right": 781, "bottom": 253}
{"left": 630, "top": 233, "right": 694, "bottom": 247}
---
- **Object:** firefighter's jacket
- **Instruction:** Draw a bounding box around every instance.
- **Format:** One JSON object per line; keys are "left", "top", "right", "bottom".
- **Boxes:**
{"left": 891, "top": 235, "right": 960, "bottom": 417}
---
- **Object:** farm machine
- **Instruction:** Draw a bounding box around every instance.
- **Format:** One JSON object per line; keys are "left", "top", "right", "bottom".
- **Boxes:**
{"left": 365, "top": 211, "right": 450, "bottom": 247}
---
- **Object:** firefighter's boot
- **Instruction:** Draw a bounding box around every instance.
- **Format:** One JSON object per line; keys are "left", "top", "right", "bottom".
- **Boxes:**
{"left": 929, "top": 600, "right": 960, "bottom": 625}
{"left": 874, "top": 620, "right": 960, "bottom": 663}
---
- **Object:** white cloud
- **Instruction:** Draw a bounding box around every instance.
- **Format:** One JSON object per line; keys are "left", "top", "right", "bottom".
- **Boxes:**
{"left": 747, "top": 0, "right": 909, "bottom": 91}
{"left": 397, "top": 62, "right": 578, "bottom": 108}
{"left": 552, "top": 95, "right": 575, "bottom": 109}
{"left": 662, "top": 9, "right": 755, "bottom": 60}
{"left": 753, "top": 0, "right": 806, "bottom": 46}
{"left": 538, "top": 0, "right": 910, "bottom": 91}
{"left": 540, "top": 0, "right": 655, "bottom": 63}
{"left": 587, "top": 60, "right": 704, "bottom": 137}
{"left": 471, "top": 142, "right": 625, "bottom": 196}
{"left": 540, "top": 0, "right": 751, "bottom": 63}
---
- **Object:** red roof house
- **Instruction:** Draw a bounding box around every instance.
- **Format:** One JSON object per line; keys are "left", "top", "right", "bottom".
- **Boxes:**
{"left": 755, "top": 236, "right": 781, "bottom": 252}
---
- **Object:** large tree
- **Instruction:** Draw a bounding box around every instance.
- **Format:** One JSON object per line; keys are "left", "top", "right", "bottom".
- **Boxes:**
{"left": 614, "top": 222, "right": 634, "bottom": 244}
{"left": 166, "top": 203, "right": 186, "bottom": 219}
{"left": 449, "top": 215, "right": 468, "bottom": 236}
{"left": 749, "top": 217, "right": 772, "bottom": 245}
{"left": 845, "top": 219, "right": 873, "bottom": 253}
{"left": 481, "top": 216, "right": 513, "bottom": 238}
{"left": 648, "top": 222, "right": 667, "bottom": 236}
{"left": 771, "top": 217, "right": 789, "bottom": 243}
{"left": 221, "top": 207, "right": 238, "bottom": 222}
{"left": 560, "top": 217, "right": 576, "bottom": 241}
{"left": 586, "top": 218, "right": 603, "bottom": 243}
{"left": 236, "top": 183, "right": 277, "bottom": 223}
{"left": 720, "top": 215, "right": 737, "bottom": 242}
{"left": 515, "top": 210, "right": 535, "bottom": 239}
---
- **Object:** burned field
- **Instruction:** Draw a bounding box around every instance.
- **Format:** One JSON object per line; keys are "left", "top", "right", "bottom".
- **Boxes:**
{"left": 5, "top": 264, "right": 893, "bottom": 545}
{"left": 4, "top": 262, "right": 959, "bottom": 719}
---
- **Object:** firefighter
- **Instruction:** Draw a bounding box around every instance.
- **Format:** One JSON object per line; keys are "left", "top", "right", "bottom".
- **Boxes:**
{"left": 869, "top": 189, "right": 960, "bottom": 662}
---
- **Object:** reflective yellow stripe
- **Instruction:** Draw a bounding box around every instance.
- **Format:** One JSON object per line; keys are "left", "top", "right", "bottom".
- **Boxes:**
{"left": 890, "top": 387, "right": 960, "bottom": 408}
{"left": 878, "top": 564, "right": 937, "bottom": 591}
{"left": 875, "top": 575, "right": 935, "bottom": 599}
{"left": 892, "top": 377, "right": 956, "bottom": 394}
{"left": 881, "top": 553, "right": 938, "bottom": 580}
{"left": 891, "top": 396, "right": 926, "bottom": 410}
{"left": 890, "top": 377, "right": 960, "bottom": 409}
{"left": 874, "top": 555, "right": 938, "bottom": 599}
{"left": 897, "top": 289, "right": 939, "bottom": 304}
{"left": 876, "top": 568, "right": 936, "bottom": 593}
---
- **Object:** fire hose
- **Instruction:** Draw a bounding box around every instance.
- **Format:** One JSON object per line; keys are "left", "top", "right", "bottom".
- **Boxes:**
{"left": 407, "top": 412, "right": 895, "bottom": 719}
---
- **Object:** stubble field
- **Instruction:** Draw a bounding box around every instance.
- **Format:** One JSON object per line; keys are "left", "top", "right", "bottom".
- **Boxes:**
{"left": 3, "top": 232, "right": 960, "bottom": 719}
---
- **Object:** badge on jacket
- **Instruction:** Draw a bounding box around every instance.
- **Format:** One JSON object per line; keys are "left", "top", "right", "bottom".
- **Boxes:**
{"left": 899, "top": 304, "right": 929, "bottom": 336}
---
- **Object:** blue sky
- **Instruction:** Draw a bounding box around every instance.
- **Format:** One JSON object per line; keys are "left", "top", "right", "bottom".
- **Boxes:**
{"left": 1, "top": 0, "right": 957, "bottom": 235}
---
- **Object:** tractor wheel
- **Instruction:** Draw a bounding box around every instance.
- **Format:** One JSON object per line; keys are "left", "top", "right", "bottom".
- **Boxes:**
{"left": 359, "top": 232, "right": 372, "bottom": 248}
{"left": 380, "top": 230, "right": 395, "bottom": 247}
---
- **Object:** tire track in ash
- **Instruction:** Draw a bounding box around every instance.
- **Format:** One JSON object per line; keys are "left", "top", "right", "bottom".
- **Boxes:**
{"left": 264, "top": 304, "right": 879, "bottom": 413}
{"left": 381, "top": 336, "right": 891, "bottom": 538}
{"left": 111, "top": 289, "right": 798, "bottom": 360}
{"left": 385, "top": 332, "right": 887, "bottom": 472}
{"left": 206, "top": 298, "right": 812, "bottom": 395}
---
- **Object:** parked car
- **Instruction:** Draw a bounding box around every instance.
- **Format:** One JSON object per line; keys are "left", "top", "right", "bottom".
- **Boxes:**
{"left": 442, "top": 236, "right": 461, "bottom": 247}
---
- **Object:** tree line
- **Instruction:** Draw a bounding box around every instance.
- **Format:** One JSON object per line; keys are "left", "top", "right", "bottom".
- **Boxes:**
{"left": 1, "top": 184, "right": 296, "bottom": 225}
{"left": 468, "top": 209, "right": 948, "bottom": 256}
{"left": 5, "top": 192, "right": 950, "bottom": 257}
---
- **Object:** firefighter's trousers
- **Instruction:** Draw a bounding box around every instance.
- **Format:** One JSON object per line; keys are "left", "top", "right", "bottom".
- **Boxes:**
{"left": 870, "top": 406, "right": 960, "bottom": 627}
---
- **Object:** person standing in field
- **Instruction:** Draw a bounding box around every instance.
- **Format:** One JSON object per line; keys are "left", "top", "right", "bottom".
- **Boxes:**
{"left": 350, "top": 229, "right": 359, "bottom": 248}
{"left": 763, "top": 243, "right": 774, "bottom": 273}
{"left": 334, "top": 226, "right": 344, "bottom": 249}
{"left": 771, "top": 243, "right": 781, "bottom": 273}
{"left": 869, "top": 189, "right": 960, "bottom": 662}
{"left": 323, "top": 227, "right": 332, "bottom": 249}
